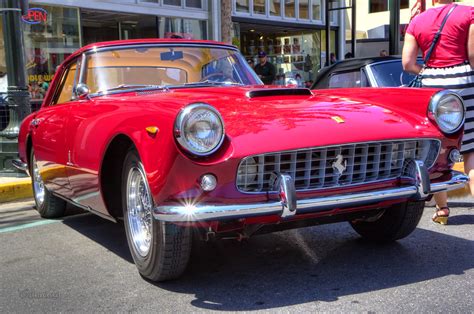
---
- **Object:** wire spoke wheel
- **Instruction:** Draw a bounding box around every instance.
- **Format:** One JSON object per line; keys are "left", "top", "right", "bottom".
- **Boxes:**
{"left": 126, "top": 166, "right": 153, "bottom": 257}
{"left": 32, "top": 155, "right": 45, "bottom": 208}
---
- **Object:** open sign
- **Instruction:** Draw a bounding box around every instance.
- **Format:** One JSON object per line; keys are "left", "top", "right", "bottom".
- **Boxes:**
{"left": 22, "top": 8, "right": 48, "bottom": 25}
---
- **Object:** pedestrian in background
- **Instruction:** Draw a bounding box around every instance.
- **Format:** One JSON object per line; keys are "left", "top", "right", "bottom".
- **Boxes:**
{"left": 247, "top": 58, "right": 255, "bottom": 69}
{"left": 329, "top": 52, "right": 337, "bottom": 65}
{"left": 379, "top": 49, "right": 389, "bottom": 57}
{"left": 402, "top": 0, "right": 474, "bottom": 224}
{"left": 254, "top": 51, "right": 275, "bottom": 85}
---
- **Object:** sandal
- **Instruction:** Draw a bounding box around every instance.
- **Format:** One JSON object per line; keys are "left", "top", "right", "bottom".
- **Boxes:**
{"left": 432, "top": 206, "right": 450, "bottom": 225}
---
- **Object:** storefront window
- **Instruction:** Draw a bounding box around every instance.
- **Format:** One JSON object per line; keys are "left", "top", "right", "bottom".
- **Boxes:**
{"left": 270, "top": 0, "right": 281, "bottom": 16}
{"left": 285, "top": 0, "right": 296, "bottom": 18}
{"left": 236, "top": 0, "right": 250, "bottom": 13}
{"left": 158, "top": 17, "right": 207, "bottom": 39}
{"left": 164, "top": 0, "right": 181, "bottom": 6}
{"left": 299, "top": 0, "right": 309, "bottom": 19}
{"left": 241, "top": 29, "right": 323, "bottom": 86}
{"left": 186, "top": 0, "right": 202, "bottom": 8}
{"left": 312, "top": 0, "right": 321, "bottom": 20}
{"left": 253, "top": 0, "right": 266, "bottom": 15}
{"left": 22, "top": 5, "right": 80, "bottom": 101}
{"left": 120, "top": 16, "right": 158, "bottom": 40}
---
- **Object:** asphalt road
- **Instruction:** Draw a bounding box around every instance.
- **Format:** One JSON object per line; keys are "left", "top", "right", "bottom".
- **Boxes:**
{"left": 1, "top": 199, "right": 473, "bottom": 312}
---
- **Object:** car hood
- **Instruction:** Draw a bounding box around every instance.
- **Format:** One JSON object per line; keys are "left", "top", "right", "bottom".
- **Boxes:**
{"left": 106, "top": 86, "right": 442, "bottom": 157}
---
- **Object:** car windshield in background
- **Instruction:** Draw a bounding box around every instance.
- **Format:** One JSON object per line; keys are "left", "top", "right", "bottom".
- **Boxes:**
{"left": 84, "top": 45, "right": 262, "bottom": 95}
{"left": 370, "top": 60, "right": 416, "bottom": 87}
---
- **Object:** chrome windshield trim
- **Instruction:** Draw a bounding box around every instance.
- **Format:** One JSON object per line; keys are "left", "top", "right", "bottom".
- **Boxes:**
{"left": 79, "top": 43, "right": 252, "bottom": 98}
{"left": 153, "top": 171, "right": 468, "bottom": 222}
{"left": 84, "top": 43, "right": 240, "bottom": 56}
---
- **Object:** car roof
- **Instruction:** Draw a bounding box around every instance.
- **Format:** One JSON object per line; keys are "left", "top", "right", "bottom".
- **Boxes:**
{"left": 318, "top": 56, "right": 401, "bottom": 76}
{"left": 312, "top": 56, "right": 405, "bottom": 89}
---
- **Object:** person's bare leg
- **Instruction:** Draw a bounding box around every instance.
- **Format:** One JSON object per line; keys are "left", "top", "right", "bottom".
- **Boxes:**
{"left": 463, "top": 152, "right": 474, "bottom": 196}
{"left": 432, "top": 191, "right": 449, "bottom": 224}
{"left": 434, "top": 192, "right": 448, "bottom": 209}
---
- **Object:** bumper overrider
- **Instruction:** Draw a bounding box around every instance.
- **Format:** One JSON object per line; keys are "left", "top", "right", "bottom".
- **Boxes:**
{"left": 154, "top": 160, "right": 469, "bottom": 222}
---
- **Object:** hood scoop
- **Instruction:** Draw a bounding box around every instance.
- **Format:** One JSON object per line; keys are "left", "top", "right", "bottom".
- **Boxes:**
{"left": 247, "top": 88, "right": 313, "bottom": 98}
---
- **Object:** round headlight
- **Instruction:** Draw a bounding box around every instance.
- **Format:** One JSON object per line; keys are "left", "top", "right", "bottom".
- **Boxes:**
{"left": 175, "top": 103, "right": 225, "bottom": 156}
{"left": 428, "top": 90, "right": 465, "bottom": 134}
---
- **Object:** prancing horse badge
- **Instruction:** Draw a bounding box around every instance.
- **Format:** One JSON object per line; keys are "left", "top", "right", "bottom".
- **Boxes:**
{"left": 332, "top": 154, "right": 347, "bottom": 176}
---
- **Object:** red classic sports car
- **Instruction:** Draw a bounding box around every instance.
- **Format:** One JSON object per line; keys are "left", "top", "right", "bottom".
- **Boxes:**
{"left": 14, "top": 39, "right": 468, "bottom": 281}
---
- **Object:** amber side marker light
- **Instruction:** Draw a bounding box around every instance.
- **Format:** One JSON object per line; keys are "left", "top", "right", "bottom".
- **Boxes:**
{"left": 145, "top": 126, "right": 159, "bottom": 136}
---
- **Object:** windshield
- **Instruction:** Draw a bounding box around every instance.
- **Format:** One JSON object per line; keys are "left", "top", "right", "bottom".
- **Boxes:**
{"left": 83, "top": 45, "right": 262, "bottom": 95}
{"left": 370, "top": 60, "right": 416, "bottom": 87}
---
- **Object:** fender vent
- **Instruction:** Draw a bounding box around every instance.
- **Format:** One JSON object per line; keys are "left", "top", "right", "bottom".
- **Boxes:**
{"left": 247, "top": 88, "right": 313, "bottom": 98}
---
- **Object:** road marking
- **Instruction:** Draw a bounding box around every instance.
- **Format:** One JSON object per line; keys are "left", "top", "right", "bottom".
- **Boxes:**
{"left": 0, "top": 219, "right": 59, "bottom": 234}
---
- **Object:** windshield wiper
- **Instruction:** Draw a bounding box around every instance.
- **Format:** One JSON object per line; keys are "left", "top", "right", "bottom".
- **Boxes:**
{"left": 183, "top": 80, "right": 243, "bottom": 87}
{"left": 98, "top": 84, "right": 166, "bottom": 94}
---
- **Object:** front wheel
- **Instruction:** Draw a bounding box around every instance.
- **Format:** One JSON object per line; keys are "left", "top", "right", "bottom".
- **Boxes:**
{"left": 122, "top": 149, "right": 191, "bottom": 281}
{"left": 30, "top": 149, "right": 66, "bottom": 218}
{"left": 350, "top": 201, "right": 424, "bottom": 243}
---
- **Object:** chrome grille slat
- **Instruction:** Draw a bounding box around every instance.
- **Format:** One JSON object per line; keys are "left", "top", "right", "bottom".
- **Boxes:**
{"left": 237, "top": 139, "right": 441, "bottom": 193}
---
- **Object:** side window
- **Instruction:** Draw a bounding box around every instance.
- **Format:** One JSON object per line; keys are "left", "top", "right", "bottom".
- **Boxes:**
{"left": 54, "top": 62, "right": 78, "bottom": 105}
{"left": 328, "top": 71, "right": 362, "bottom": 88}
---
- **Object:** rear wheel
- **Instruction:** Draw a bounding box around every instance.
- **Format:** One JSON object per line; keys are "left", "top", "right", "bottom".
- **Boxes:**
{"left": 122, "top": 149, "right": 191, "bottom": 281}
{"left": 350, "top": 201, "right": 424, "bottom": 243}
{"left": 30, "top": 149, "right": 66, "bottom": 218}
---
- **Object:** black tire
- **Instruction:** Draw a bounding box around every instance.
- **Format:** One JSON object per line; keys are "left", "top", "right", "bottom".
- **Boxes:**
{"left": 350, "top": 201, "right": 424, "bottom": 243}
{"left": 122, "top": 149, "right": 191, "bottom": 282}
{"left": 29, "top": 149, "right": 66, "bottom": 218}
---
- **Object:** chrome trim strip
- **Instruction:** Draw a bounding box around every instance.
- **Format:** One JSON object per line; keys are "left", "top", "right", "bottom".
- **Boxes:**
{"left": 12, "top": 159, "right": 29, "bottom": 175}
{"left": 153, "top": 171, "right": 468, "bottom": 222}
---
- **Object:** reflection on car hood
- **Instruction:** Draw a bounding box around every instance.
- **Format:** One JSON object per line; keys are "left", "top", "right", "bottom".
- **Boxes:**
{"left": 101, "top": 86, "right": 442, "bottom": 157}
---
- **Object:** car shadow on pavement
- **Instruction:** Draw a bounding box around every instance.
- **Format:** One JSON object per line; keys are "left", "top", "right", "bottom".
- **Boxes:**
{"left": 62, "top": 212, "right": 133, "bottom": 264}
{"left": 445, "top": 214, "right": 474, "bottom": 225}
{"left": 155, "top": 224, "right": 473, "bottom": 311}
{"left": 59, "top": 213, "right": 473, "bottom": 311}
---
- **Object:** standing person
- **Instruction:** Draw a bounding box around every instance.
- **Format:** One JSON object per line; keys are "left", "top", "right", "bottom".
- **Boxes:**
{"left": 402, "top": 0, "right": 474, "bottom": 225}
{"left": 329, "top": 52, "right": 337, "bottom": 65}
{"left": 254, "top": 51, "right": 275, "bottom": 85}
{"left": 247, "top": 58, "right": 255, "bottom": 69}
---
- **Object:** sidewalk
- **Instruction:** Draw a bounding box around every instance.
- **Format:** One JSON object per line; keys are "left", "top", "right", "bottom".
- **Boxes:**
{"left": 0, "top": 163, "right": 472, "bottom": 204}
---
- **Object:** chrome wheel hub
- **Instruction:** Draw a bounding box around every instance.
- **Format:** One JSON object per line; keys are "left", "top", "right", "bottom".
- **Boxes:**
{"left": 126, "top": 166, "right": 153, "bottom": 257}
{"left": 32, "top": 155, "right": 45, "bottom": 208}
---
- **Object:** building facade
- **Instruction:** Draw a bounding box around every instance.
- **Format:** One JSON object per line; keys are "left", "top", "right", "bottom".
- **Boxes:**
{"left": 347, "top": 0, "right": 474, "bottom": 57}
{"left": 231, "top": 0, "right": 342, "bottom": 84}
{"left": 0, "top": 0, "right": 215, "bottom": 102}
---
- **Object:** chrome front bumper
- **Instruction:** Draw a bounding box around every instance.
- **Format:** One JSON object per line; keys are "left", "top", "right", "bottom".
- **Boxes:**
{"left": 153, "top": 165, "right": 469, "bottom": 222}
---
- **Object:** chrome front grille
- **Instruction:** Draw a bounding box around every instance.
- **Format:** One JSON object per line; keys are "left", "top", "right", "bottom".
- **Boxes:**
{"left": 236, "top": 139, "right": 440, "bottom": 193}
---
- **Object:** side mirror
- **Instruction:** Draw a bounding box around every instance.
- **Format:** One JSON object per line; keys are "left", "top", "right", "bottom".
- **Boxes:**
{"left": 75, "top": 83, "right": 90, "bottom": 100}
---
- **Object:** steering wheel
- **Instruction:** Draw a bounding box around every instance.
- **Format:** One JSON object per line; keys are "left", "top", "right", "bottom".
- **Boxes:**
{"left": 400, "top": 71, "right": 412, "bottom": 86}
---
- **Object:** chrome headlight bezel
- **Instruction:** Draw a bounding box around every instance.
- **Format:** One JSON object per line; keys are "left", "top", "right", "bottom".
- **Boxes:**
{"left": 174, "top": 103, "right": 225, "bottom": 157}
{"left": 428, "top": 90, "right": 465, "bottom": 134}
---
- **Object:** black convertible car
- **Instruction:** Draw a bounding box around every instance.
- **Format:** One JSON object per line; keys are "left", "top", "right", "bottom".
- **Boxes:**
{"left": 312, "top": 56, "right": 418, "bottom": 89}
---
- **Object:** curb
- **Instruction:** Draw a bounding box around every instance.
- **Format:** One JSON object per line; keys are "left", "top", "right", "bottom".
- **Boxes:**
{"left": 0, "top": 178, "right": 33, "bottom": 204}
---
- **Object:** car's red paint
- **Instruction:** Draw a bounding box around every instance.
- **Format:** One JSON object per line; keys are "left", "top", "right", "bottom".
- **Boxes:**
{"left": 17, "top": 40, "right": 463, "bottom": 228}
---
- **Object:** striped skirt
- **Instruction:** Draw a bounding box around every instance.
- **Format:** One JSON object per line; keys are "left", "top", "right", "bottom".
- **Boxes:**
{"left": 422, "top": 62, "right": 474, "bottom": 154}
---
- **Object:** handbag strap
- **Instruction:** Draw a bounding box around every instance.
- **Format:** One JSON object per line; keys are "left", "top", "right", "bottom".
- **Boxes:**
{"left": 423, "top": 4, "right": 457, "bottom": 65}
